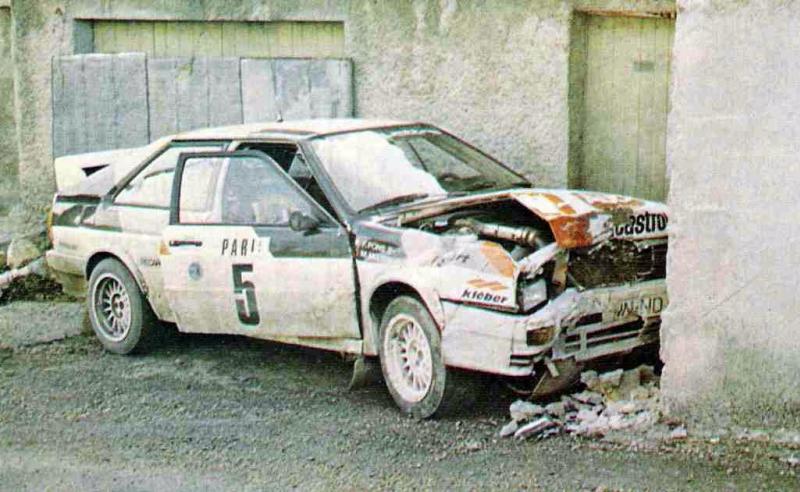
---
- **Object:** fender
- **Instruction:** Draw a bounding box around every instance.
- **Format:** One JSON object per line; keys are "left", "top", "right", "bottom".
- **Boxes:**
{"left": 85, "top": 247, "right": 159, "bottom": 313}
{"left": 358, "top": 264, "right": 446, "bottom": 356}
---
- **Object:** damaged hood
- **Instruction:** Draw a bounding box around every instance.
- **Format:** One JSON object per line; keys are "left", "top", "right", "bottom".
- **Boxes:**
{"left": 393, "top": 188, "right": 669, "bottom": 249}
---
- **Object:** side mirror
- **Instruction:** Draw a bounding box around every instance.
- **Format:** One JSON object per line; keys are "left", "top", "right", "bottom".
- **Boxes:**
{"left": 289, "top": 211, "right": 320, "bottom": 233}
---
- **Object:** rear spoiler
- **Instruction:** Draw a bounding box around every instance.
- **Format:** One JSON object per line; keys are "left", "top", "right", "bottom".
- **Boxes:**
{"left": 54, "top": 146, "right": 150, "bottom": 192}
{"left": 53, "top": 138, "right": 171, "bottom": 197}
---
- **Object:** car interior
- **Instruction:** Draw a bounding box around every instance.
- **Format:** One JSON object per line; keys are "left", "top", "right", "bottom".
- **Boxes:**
{"left": 238, "top": 142, "right": 337, "bottom": 219}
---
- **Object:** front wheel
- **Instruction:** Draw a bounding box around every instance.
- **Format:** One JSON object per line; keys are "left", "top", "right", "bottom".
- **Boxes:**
{"left": 379, "top": 296, "right": 450, "bottom": 419}
{"left": 87, "top": 258, "right": 156, "bottom": 354}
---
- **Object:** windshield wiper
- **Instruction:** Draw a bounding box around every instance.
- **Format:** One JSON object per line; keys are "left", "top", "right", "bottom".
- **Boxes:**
{"left": 464, "top": 181, "right": 531, "bottom": 192}
{"left": 359, "top": 193, "right": 431, "bottom": 213}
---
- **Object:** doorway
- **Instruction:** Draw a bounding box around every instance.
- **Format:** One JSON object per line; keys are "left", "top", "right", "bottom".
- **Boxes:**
{"left": 570, "top": 14, "right": 675, "bottom": 202}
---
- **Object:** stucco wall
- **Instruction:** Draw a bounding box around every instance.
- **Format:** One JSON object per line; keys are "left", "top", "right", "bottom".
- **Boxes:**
{"left": 348, "top": 0, "right": 572, "bottom": 189}
{"left": 661, "top": 0, "right": 800, "bottom": 427}
{"left": 0, "top": 6, "right": 18, "bottom": 215}
{"left": 5, "top": 0, "right": 572, "bottom": 211}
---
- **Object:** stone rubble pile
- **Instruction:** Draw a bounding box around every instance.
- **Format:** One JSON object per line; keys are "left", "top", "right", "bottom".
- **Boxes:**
{"left": 0, "top": 230, "right": 48, "bottom": 299}
{"left": 500, "top": 365, "right": 662, "bottom": 441}
{"left": 4, "top": 236, "right": 42, "bottom": 270}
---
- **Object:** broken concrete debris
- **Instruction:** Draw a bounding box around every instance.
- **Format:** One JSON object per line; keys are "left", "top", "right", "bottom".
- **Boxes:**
{"left": 501, "top": 365, "right": 662, "bottom": 441}
{"left": 0, "top": 257, "right": 47, "bottom": 299}
{"left": 6, "top": 237, "right": 41, "bottom": 269}
{"left": 514, "top": 417, "right": 560, "bottom": 440}
{"left": 499, "top": 420, "right": 519, "bottom": 438}
{"left": 670, "top": 426, "right": 688, "bottom": 440}
{"left": 509, "top": 400, "right": 545, "bottom": 422}
{"left": 783, "top": 455, "right": 800, "bottom": 468}
{"left": 572, "top": 390, "right": 604, "bottom": 406}
{"left": 544, "top": 401, "right": 566, "bottom": 419}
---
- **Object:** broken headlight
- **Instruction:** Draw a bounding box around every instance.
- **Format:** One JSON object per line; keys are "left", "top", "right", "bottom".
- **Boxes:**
{"left": 526, "top": 326, "right": 555, "bottom": 346}
{"left": 519, "top": 278, "right": 547, "bottom": 312}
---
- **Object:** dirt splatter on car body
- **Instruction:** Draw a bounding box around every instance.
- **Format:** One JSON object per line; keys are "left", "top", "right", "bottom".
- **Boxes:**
{"left": 46, "top": 119, "right": 669, "bottom": 416}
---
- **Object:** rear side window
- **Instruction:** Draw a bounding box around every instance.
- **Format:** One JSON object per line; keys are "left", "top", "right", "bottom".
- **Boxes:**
{"left": 179, "top": 157, "right": 223, "bottom": 214}
{"left": 115, "top": 143, "right": 223, "bottom": 208}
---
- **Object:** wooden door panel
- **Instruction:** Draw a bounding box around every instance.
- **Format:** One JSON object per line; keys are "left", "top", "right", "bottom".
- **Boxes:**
{"left": 580, "top": 16, "right": 674, "bottom": 201}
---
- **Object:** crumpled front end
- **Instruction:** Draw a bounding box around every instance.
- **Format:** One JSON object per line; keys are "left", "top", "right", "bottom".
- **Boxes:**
{"left": 440, "top": 279, "right": 665, "bottom": 377}
{"left": 358, "top": 188, "right": 669, "bottom": 377}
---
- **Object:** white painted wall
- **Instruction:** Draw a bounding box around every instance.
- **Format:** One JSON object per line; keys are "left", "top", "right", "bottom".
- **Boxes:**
{"left": 662, "top": 0, "right": 800, "bottom": 427}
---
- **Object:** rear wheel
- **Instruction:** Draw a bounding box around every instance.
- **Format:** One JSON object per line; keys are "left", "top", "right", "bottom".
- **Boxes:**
{"left": 87, "top": 258, "right": 156, "bottom": 354}
{"left": 379, "top": 296, "right": 450, "bottom": 419}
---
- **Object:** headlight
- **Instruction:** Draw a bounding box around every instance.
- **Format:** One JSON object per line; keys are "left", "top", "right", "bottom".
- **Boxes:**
{"left": 526, "top": 326, "right": 555, "bottom": 346}
{"left": 519, "top": 278, "right": 547, "bottom": 311}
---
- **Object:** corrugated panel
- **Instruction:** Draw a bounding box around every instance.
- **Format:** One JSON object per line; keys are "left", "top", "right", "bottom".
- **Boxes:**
{"left": 240, "top": 58, "right": 352, "bottom": 122}
{"left": 92, "top": 20, "right": 344, "bottom": 58}
{"left": 52, "top": 53, "right": 148, "bottom": 157}
{"left": 146, "top": 57, "right": 242, "bottom": 139}
{"left": 53, "top": 54, "right": 353, "bottom": 156}
{"left": 578, "top": 16, "right": 674, "bottom": 201}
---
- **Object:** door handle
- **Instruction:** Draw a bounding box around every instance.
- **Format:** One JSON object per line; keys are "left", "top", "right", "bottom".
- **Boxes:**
{"left": 169, "top": 239, "right": 203, "bottom": 247}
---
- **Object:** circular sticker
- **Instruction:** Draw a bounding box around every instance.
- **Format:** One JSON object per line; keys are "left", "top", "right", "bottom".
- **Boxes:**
{"left": 188, "top": 262, "right": 202, "bottom": 280}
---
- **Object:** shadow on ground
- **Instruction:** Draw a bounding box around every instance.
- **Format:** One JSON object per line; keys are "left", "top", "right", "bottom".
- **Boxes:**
{"left": 145, "top": 326, "right": 517, "bottom": 421}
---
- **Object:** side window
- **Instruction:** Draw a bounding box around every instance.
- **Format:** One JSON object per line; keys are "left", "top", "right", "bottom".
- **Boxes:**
{"left": 239, "top": 142, "right": 337, "bottom": 218}
{"left": 177, "top": 154, "right": 326, "bottom": 227}
{"left": 115, "top": 144, "right": 223, "bottom": 207}
{"left": 178, "top": 157, "right": 224, "bottom": 222}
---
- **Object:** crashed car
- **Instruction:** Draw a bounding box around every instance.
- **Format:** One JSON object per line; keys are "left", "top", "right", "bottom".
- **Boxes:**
{"left": 47, "top": 119, "right": 668, "bottom": 418}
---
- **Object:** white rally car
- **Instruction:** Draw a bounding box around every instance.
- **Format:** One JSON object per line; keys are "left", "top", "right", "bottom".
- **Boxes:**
{"left": 47, "top": 119, "right": 668, "bottom": 418}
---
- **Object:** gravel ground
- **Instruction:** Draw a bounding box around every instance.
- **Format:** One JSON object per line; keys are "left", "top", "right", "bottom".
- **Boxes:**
{"left": 0, "top": 301, "right": 85, "bottom": 348}
{"left": 0, "top": 304, "right": 798, "bottom": 491}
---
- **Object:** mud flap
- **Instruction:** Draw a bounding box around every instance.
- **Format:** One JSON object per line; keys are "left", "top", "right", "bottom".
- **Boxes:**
{"left": 532, "top": 358, "right": 584, "bottom": 398}
{"left": 347, "top": 355, "right": 383, "bottom": 390}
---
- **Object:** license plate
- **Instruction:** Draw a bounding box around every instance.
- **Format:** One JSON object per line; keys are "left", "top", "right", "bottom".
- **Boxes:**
{"left": 609, "top": 295, "right": 666, "bottom": 321}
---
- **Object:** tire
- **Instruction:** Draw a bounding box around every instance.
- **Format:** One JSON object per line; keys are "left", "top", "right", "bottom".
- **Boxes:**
{"left": 378, "top": 295, "right": 452, "bottom": 419}
{"left": 87, "top": 258, "right": 157, "bottom": 354}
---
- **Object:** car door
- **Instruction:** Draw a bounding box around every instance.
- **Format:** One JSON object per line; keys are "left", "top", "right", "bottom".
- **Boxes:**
{"left": 108, "top": 141, "right": 227, "bottom": 321}
{"left": 159, "top": 150, "right": 361, "bottom": 343}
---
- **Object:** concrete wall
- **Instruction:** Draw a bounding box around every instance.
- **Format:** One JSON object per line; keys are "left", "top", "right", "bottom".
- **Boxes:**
{"left": 0, "top": 5, "right": 18, "bottom": 215}
{"left": 5, "top": 0, "right": 676, "bottom": 213}
{"left": 661, "top": 0, "right": 800, "bottom": 428}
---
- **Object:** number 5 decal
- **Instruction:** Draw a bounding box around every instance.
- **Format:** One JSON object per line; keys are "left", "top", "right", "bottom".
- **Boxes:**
{"left": 232, "top": 264, "right": 260, "bottom": 326}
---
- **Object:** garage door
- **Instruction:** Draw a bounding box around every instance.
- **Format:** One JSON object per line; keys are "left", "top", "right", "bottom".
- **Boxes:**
{"left": 91, "top": 20, "right": 344, "bottom": 58}
{"left": 52, "top": 20, "right": 351, "bottom": 157}
{"left": 575, "top": 15, "right": 674, "bottom": 202}
{"left": 52, "top": 55, "right": 352, "bottom": 158}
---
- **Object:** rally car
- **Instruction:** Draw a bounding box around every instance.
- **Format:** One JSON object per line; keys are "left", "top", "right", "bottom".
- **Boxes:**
{"left": 47, "top": 119, "right": 669, "bottom": 418}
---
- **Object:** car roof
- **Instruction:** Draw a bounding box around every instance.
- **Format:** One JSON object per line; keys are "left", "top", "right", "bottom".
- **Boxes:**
{"left": 172, "top": 118, "right": 419, "bottom": 141}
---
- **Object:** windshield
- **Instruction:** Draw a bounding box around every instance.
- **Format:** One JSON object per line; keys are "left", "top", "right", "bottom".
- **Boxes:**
{"left": 309, "top": 127, "right": 529, "bottom": 212}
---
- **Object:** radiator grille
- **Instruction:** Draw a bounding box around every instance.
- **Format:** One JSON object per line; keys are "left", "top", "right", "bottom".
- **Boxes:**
{"left": 563, "top": 319, "right": 661, "bottom": 356}
{"left": 569, "top": 240, "right": 667, "bottom": 288}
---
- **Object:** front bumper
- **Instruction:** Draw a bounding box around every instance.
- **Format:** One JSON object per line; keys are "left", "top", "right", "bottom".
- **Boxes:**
{"left": 440, "top": 279, "right": 667, "bottom": 377}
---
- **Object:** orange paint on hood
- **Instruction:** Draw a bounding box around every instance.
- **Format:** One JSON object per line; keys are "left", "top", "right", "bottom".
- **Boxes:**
{"left": 548, "top": 215, "right": 594, "bottom": 249}
{"left": 479, "top": 241, "right": 516, "bottom": 278}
